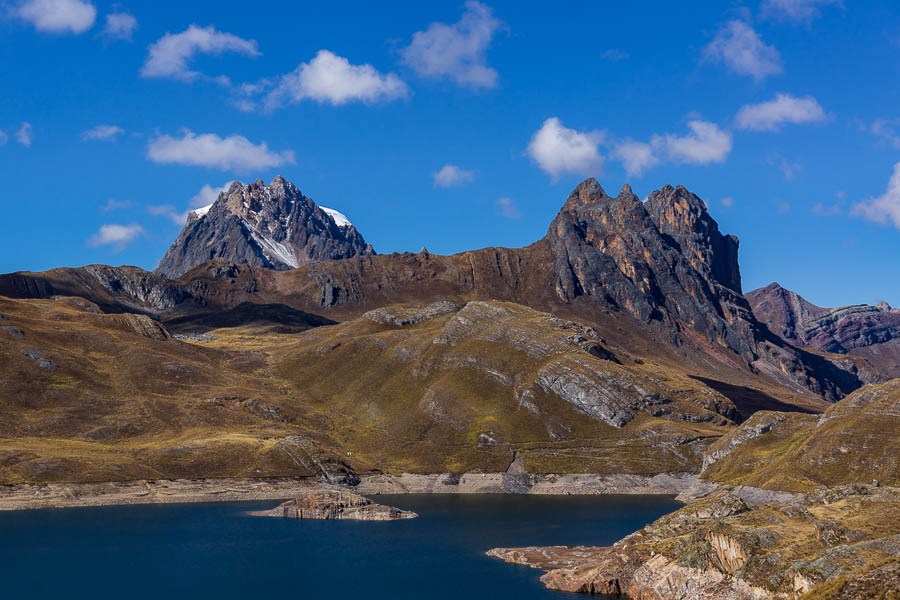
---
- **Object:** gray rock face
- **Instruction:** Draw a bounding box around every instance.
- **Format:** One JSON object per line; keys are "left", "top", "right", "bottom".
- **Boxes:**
{"left": 156, "top": 176, "right": 374, "bottom": 278}
{"left": 544, "top": 179, "right": 860, "bottom": 402}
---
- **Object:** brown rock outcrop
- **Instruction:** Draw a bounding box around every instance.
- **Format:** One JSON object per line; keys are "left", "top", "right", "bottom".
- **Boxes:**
{"left": 248, "top": 490, "right": 417, "bottom": 520}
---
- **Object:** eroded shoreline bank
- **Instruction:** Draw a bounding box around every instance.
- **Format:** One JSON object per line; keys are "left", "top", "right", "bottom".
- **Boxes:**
{"left": 0, "top": 472, "right": 700, "bottom": 511}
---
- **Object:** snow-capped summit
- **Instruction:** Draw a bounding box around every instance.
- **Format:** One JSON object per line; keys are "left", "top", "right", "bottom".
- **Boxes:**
{"left": 320, "top": 206, "right": 352, "bottom": 229}
{"left": 190, "top": 203, "right": 214, "bottom": 219}
{"left": 156, "top": 176, "right": 374, "bottom": 278}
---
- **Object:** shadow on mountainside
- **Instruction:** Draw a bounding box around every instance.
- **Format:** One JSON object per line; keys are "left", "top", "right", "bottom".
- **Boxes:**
{"left": 690, "top": 376, "right": 821, "bottom": 421}
{"left": 163, "top": 302, "right": 336, "bottom": 334}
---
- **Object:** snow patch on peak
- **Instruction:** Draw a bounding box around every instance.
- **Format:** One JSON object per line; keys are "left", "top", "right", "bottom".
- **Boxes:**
{"left": 191, "top": 203, "right": 214, "bottom": 219}
{"left": 249, "top": 229, "right": 300, "bottom": 269}
{"left": 321, "top": 206, "right": 352, "bottom": 229}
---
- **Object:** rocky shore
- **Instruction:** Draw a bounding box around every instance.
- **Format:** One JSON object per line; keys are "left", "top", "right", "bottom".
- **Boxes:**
{"left": 0, "top": 471, "right": 697, "bottom": 511}
{"left": 247, "top": 490, "right": 417, "bottom": 520}
{"left": 488, "top": 485, "right": 900, "bottom": 600}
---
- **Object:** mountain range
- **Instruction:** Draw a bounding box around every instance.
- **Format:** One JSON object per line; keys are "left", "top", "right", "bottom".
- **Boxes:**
{"left": 1, "top": 175, "right": 897, "bottom": 597}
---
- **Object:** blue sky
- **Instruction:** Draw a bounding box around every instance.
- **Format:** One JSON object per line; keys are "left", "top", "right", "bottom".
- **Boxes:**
{"left": 1, "top": 0, "right": 899, "bottom": 307}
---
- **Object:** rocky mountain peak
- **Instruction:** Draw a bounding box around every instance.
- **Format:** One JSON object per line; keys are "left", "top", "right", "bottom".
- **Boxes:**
{"left": 545, "top": 180, "right": 857, "bottom": 400}
{"left": 156, "top": 176, "right": 375, "bottom": 278}
{"left": 645, "top": 183, "right": 741, "bottom": 294}
{"left": 562, "top": 177, "right": 608, "bottom": 210}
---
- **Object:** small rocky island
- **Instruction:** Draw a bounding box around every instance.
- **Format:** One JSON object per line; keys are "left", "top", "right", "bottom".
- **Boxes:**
{"left": 248, "top": 490, "right": 417, "bottom": 521}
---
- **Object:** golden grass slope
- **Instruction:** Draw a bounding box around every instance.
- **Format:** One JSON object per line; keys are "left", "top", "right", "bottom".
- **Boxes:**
{"left": 0, "top": 294, "right": 749, "bottom": 484}
{"left": 700, "top": 379, "right": 900, "bottom": 492}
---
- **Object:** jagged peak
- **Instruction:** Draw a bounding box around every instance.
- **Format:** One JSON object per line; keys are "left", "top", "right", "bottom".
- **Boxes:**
{"left": 647, "top": 184, "right": 707, "bottom": 212}
{"left": 564, "top": 178, "right": 608, "bottom": 209}
{"left": 618, "top": 183, "right": 635, "bottom": 197}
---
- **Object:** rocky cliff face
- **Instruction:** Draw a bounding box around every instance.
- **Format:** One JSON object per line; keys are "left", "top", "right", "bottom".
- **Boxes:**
{"left": 748, "top": 283, "right": 900, "bottom": 378}
{"left": 156, "top": 175, "right": 374, "bottom": 278}
{"left": 545, "top": 179, "right": 859, "bottom": 402}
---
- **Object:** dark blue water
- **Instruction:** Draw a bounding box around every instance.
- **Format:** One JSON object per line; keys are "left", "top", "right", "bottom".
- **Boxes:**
{"left": 0, "top": 494, "right": 679, "bottom": 599}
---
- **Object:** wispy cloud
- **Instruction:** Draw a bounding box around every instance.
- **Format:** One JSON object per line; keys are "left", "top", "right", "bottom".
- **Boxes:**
{"left": 735, "top": 93, "right": 826, "bottom": 131}
{"left": 767, "top": 153, "right": 802, "bottom": 180}
{"left": 87, "top": 223, "right": 144, "bottom": 250}
{"left": 702, "top": 20, "right": 783, "bottom": 80}
{"left": 100, "top": 199, "right": 131, "bottom": 212}
{"left": 147, "top": 130, "right": 294, "bottom": 172}
{"left": 866, "top": 119, "right": 900, "bottom": 149}
{"left": 613, "top": 140, "right": 659, "bottom": 177}
{"left": 14, "top": 0, "right": 96, "bottom": 34}
{"left": 140, "top": 24, "right": 260, "bottom": 84}
{"left": 16, "top": 122, "right": 32, "bottom": 147}
{"left": 433, "top": 164, "right": 474, "bottom": 187}
{"left": 148, "top": 181, "right": 238, "bottom": 227}
{"left": 82, "top": 124, "right": 124, "bottom": 141}
{"left": 600, "top": 49, "right": 629, "bottom": 61}
{"left": 147, "top": 204, "right": 189, "bottom": 226}
{"left": 260, "top": 50, "right": 408, "bottom": 109}
{"left": 760, "top": 0, "right": 842, "bottom": 23}
{"left": 401, "top": 1, "right": 502, "bottom": 89}
{"left": 190, "top": 181, "right": 237, "bottom": 208}
{"left": 527, "top": 117, "right": 605, "bottom": 179}
{"left": 100, "top": 11, "right": 137, "bottom": 41}
{"left": 852, "top": 162, "right": 900, "bottom": 229}
{"left": 495, "top": 197, "right": 520, "bottom": 219}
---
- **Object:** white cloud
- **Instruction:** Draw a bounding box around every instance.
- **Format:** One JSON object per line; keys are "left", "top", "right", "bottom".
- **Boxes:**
{"left": 852, "top": 162, "right": 900, "bottom": 229}
{"left": 0, "top": 131, "right": 7, "bottom": 147}
{"left": 100, "top": 199, "right": 131, "bottom": 212}
{"left": 722, "top": 196, "right": 734, "bottom": 207}
{"left": 15, "top": 0, "right": 96, "bottom": 34}
{"left": 148, "top": 181, "right": 237, "bottom": 226}
{"left": 140, "top": 24, "right": 260, "bottom": 83}
{"left": 101, "top": 12, "right": 137, "bottom": 41}
{"left": 147, "top": 204, "right": 188, "bottom": 226}
{"left": 433, "top": 164, "right": 474, "bottom": 187}
{"left": 190, "top": 181, "right": 237, "bottom": 208}
{"left": 735, "top": 93, "right": 826, "bottom": 131}
{"left": 82, "top": 124, "right": 124, "bottom": 141}
{"left": 401, "top": 1, "right": 502, "bottom": 88}
{"left": 527, "top": 117, "right": 605, "bottom": 179}
{"left": 613, "top": 140, "right": 659, "bottom": 176}
{"left": 702, "top": 20, "right": 783, "bottom": 80}
{"left": 651, "top": 120, "right": 732, "bottom": 165}
{"left": 87, "top": 223, "right": 144, "bottom": 250}
{"left": 16, "top": 122, "right": 32, "bottom": 147}
{"left": 868, "top": 119, "right": 900, "bottom": 149}
{"left": 495, "top": 197, "right": 520, "bottom": 219}
{"left": 263, "top": 50, "right": 408, "bottom": 108}
{"left": 147, "top": 130, "right": 294, "bottom": 172}
{"left": 761, "top": 0, "right": 842, "bottom": 23}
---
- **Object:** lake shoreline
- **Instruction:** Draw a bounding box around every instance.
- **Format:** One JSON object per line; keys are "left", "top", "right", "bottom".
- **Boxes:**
{"left": 0, "top": 472, "right": 697, "bottom": 511}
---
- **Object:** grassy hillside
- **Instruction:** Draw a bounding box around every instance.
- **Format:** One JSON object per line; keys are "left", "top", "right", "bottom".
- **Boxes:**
{"left": 0, "top": 294, "right": 752, "bottom": 484}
